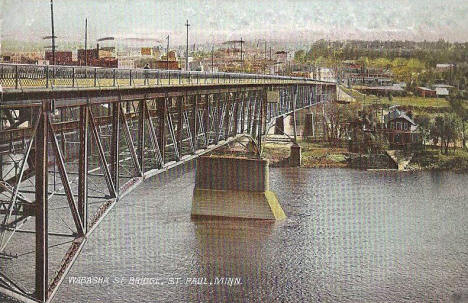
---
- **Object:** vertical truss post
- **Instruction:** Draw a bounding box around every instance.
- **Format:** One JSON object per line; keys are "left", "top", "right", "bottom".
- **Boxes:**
{"left": 176, "top": 96, "right": 183, "bottom": 159}
{"left": 110, "top": 102, "right": 120, "bottom": 194}
{"left": 119, "top": 104, "right": 142, "bottom": 177}
{"left": 144, "top": 100, "right": 163, "bottom": 168}
{"left": 258, "top": 88, "right": 267, "bottom": 153}
{"left": 192, "top": 94, "right": 198, "bottom": 152}
{"left": 251, "top": 92, "right": 259, "bottom": 138}
{"left": 223, "top": 93, "right": 231, "bottom": 138}
{"left": 157, "top": 97, "right": 167, "bottom": 164}
{"left": 214, "top": 93, "right": 220, "bottom": 145}
{"left": 138, "top": 100, "right": 145, "bottom": 173}
{"left": 233, "top": 92, "right": 239, "bottom": 135}
{"left": 204, "top": 94, "right": 210, "bottom": 147}
{"left": 240, "top": 91, "right": 246, "bottom": 133}
{"left": 35, "top": 101, "right": 49, "bottom": 302}
{"left": 89, "top": 109, "right": 116, "bottom": 198}
{"left": 78, "top": 105, "right": 89, "bottom": 233}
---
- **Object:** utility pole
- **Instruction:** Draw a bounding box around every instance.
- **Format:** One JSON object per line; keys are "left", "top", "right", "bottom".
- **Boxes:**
{"left": 211, "top": 45, "right": 214, "bottom": 73}
{"left": 50, "top": 0, "right": 56, "bottom": 65}
{"left": 240, "top": 37, "right": 244, "bottom": 72}
{"left": 166, "top": 35, "right": 170, "bottom": 70}
{"left": 84, "top": 18, "right": 88, "bottom": 66}
{"left": 185, "top": 19, "right": 190, "bottom": 71}
{"left": 269, "top": 46, "right": 272, "bottom": 61}
{"left": 264, "top": 41, "right": 267, "bottom": 74}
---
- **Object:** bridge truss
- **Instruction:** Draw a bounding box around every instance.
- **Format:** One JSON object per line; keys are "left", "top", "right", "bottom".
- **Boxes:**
{"left": 0, "top": 66, "right": 335, "bottom": 303}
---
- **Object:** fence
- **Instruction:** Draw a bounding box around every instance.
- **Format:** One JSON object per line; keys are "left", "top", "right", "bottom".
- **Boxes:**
{"left": 0, "top": 63, "right": 330, "bottom": 90}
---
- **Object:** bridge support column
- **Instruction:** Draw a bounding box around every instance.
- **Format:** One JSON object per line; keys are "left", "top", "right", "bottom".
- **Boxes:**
{"left": 274, "top": 116, "right": 285, "bottom": 135}
{"left": 302, "top": 113, "right": 314, "bottom": 139}
{"left": 35, "top": 101, "right": 49, "bottom": 302}
{"left": 289, "top": 143, "right": 301, "bottom": 167}
{"left": 192, "top": 156, "right": 285, "bottom": 220}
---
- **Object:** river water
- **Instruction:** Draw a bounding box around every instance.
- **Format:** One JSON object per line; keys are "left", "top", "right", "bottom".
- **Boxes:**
{"left": 2, "top": 167, "right": 467, "bottom": 302}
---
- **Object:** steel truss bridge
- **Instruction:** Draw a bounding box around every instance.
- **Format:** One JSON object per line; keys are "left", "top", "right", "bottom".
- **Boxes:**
{"left": 0, "top": 63, "right": 336, "bottom": 303}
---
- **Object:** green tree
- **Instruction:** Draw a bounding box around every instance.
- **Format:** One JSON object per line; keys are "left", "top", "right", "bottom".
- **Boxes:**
{"left": 447, "top": 93, "right": 468, "bottom": 149}
{"left": 294, "top": 50, "right": 306, "bottom": 64}
{"left": 431, "top": 113, "right": 463, "bottom": 154}
{"left": 414, "top": 113, "right": 431, "bottom": 148}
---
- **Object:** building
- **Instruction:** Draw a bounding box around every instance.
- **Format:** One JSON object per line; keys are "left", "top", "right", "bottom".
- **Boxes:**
{"left": 358, "top": 85, "right": 406, "bottom": 96}
{"left": 384, "top": 108, "right": 421, "bottom": 148}
{"left": 77, "top": 48, "right": 99, "bottom": 65}
{"left": 435, "top": 87, "right": 449, "bottom": 97}
{"left": 45, "top": 51, "right": 72, "bottom": 65}
{"left": 154, "top": 60, "right": 180, "bottom": 70}
{"left": 416, "top": 87, "right": 437, "bottom": 98}
{"left": 89, "top": 57, "right": 118, "bottom": 68}
{"left": 435, "top": 63, "right": 455, "bottom": 71}
{"left": 432, "top": 83, "right": 454, "bottom": 96}
{"left": 36, "top": 59, "right": 49, "bottom": 65}
{"left": 118, "top": 58, "right": 135, "bottom": 69}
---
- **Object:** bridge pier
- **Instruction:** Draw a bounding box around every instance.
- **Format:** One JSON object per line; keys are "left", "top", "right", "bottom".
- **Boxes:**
{"left": 274, "top": 116, "right": 285, "bottom": 135}
{"left": 191, "top": 155, "right": 285, "bottom": 220}
{"left": 302, "top": 113, "right": 314, "bottom": 139}
{"left": 289, "top": 143, "right": 302, "bottom": 167}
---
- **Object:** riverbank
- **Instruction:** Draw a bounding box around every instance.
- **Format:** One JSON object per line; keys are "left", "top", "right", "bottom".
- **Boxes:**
{"left": 263, "top": 140, "right": 468, "bottom": 171}
{"left": 263, "top": 140, "right": 349, "bottom": 168}
{"left": 409, "top": 146, "right": 468, "bottom": 171}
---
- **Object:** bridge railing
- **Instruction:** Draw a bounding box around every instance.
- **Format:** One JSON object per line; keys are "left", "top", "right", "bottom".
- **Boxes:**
{"left": 0, "top": 63, "right": 332, "bottom": 90}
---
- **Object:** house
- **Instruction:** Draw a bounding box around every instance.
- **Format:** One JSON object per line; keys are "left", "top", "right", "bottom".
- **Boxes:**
{"left": 435, "top": 63, "right": 455, "bottom": 71}
{"left": 358, "top": 85, "right": 406, "bottom": 96}
{"left": 384, "top": 108, "right": 421, "bottom": 148}
{"left": 416, "top": 86, "right": 437, "bottom": 98}
{"left": 433, "top": 84, "right": 454, "bottom": 96}
{"left": 435, "top": 87, "right": 449, "bottom": 97}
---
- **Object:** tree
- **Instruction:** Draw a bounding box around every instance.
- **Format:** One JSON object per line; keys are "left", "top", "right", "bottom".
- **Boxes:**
{"left": 447, "top": 93, "right": 468, "bottom": 149}
{"left": 294, "top": 50, "right": 306, "bottom": 64}
{"left": 414, "top": 113, "right": 431, "bottom": 148}
{"left": 431, "top": 113, "right": 462, "bottom": 154}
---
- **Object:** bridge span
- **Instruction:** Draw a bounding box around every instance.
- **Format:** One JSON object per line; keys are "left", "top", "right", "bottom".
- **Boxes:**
{"left": 0, "top": 63, "right": 336, "bottom": 303}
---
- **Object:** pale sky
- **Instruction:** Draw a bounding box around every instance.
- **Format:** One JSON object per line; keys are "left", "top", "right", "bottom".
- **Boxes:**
{"left": 1, "top": 0, "right": 467, "bottom": 46}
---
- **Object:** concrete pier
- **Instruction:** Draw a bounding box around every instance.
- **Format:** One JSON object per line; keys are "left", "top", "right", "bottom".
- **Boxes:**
{"left": 289, "top": 143, "right": 302, "bottom": 167}
{"left": 274, "top": 116, "right": 285, "bottom": 135}
{"left": 302, "top": 113, "right": 314, "bottom": 138}
{"left": 191, "top": 156, "right": 286, "bottom": 220}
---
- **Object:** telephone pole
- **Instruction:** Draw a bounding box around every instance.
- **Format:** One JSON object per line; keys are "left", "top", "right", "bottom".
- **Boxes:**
{"left": 240, "top": 37, "right": 244, "bottom": 72}
{"left": 84, "top": 18, "right": 88, "bottom": 66}
{"left": 50, "top": 0, "right": 56, "bottom": 65}
{"left": 185, "top": 20, "right": 190, "bottom": 71}
{"left": 166, "top": 35, "right": 170, "bottom": 70}
{"left": 211, "top": 46, "right": 214, "bottom": 73}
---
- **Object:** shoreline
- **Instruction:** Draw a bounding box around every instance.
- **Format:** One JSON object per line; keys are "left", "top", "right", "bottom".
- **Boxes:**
{"left": 263, "top": 140, "right": 468, "bottom": 172}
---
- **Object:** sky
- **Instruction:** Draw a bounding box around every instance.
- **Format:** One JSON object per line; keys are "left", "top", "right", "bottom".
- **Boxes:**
{"left": 1, "top": 0, "right": 467, "bottom": 47}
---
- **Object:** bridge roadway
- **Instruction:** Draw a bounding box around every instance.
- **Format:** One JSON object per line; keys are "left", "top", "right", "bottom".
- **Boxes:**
{"left": 0, "top": 63, "right": 336, "bottom": 303}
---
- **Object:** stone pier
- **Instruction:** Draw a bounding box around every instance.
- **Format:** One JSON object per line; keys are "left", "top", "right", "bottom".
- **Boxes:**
{"left": 302, "top": 113, "right": 314, "bottom": 138}
{"left": 289, "top": 143, "right": 302, "bottom": 167}
{"left": 274, "top": 116, "right": 285, "bottom": 135}
{"left": 191, "top": 155, "right": 286, "bottom": 220}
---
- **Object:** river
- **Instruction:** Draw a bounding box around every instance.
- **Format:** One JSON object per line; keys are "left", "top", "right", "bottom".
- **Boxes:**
{"left": 2, "top": 167, "right": 467, "bottom": 302}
